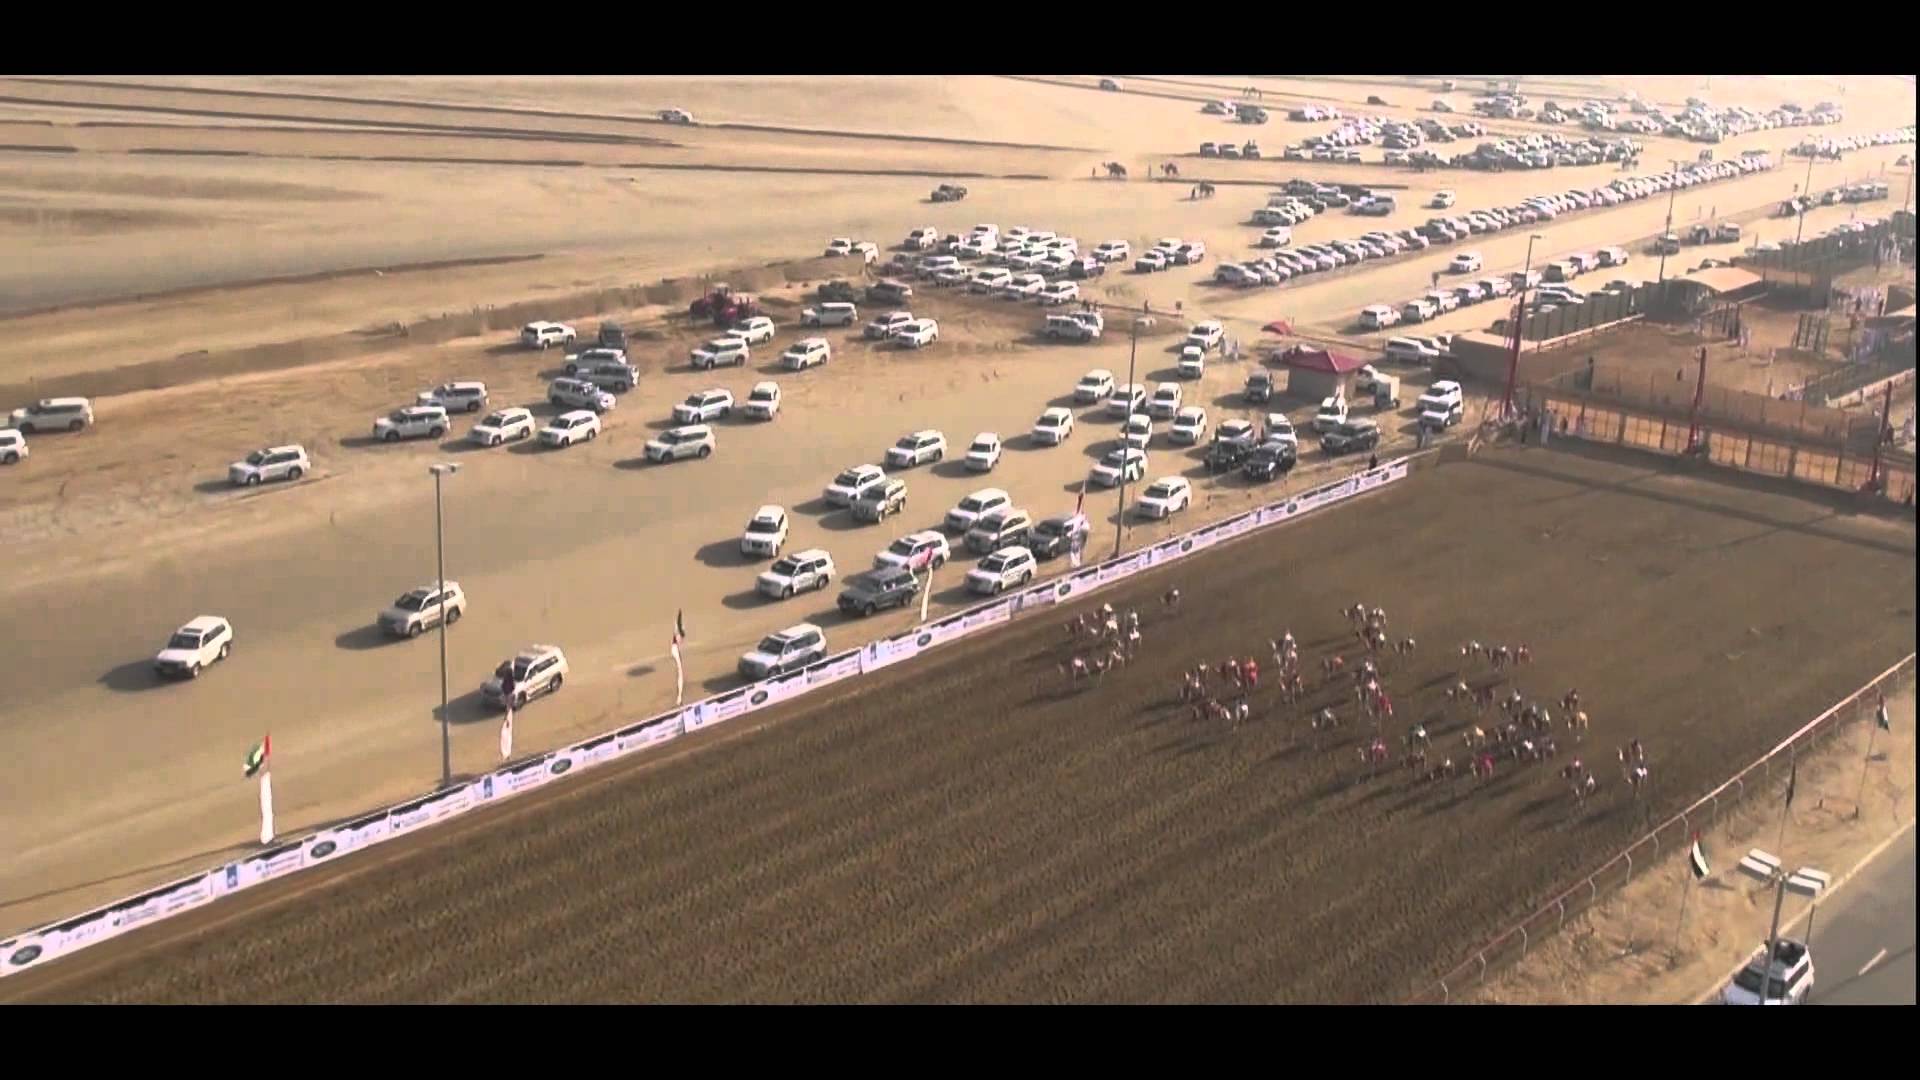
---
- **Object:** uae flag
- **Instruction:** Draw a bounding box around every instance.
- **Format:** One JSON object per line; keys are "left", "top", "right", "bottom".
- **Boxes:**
{"left": 244, "top": 735, "right": 274, "bottom": 845}
{"left": 1877, "top": 696, "right": 1892, "bottom": 731}
{"left": 243, "top": 735, "right": 270, "bottom": 779}
{"left": 1689, "top": 834, "right": 1710, "bottom": 880}
{"left": 1784, "top": 759, "right": 1798, "bottom": 810}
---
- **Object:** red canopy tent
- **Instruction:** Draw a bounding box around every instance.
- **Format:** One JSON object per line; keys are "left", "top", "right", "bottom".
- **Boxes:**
{"left": 1274, "top": 345, "right": 1369, "bottom": 400}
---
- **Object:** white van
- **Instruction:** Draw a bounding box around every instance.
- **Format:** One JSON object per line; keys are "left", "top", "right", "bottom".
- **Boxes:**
{"left": 1360, "top": 304, "right": 1401, "bottom": 330}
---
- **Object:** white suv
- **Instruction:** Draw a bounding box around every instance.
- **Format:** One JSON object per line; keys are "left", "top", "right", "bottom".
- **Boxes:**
{"left": 945, "top": 487, "right": 1011, "bottom": 532}
{"left": 1032, "top": 407, "right": 1075, "bottom": 445}
{"left": 740, "top": 505, "right": 790, "bottom": 558}
{"left": 482, "top": 645, "right": 569, "bottom": 708}
{"left": 732, "top": 316, "right": 777, "bottom": 345}
{"left": 644, "top": 424, "right": 715, "bottom": 462}
{"left": 965, "top": 546, "right": 1037, "bottom": 595}
{"left": 153, "top": 616, "right": 233, "bottom": 679}
{"left": 539, "top": 410, "right": 601, "bottom": 447}
{"left": 743, "top": 381, "right": 782, "bottom": 420}
{"left": 379, "top": 582, "right": 467, "bottom": 638}
{"left": 416, "top": 381, "right": 489, "bottom": 413}
{"left": 373, "top": 405, "right": 449, "bottom": 442}
{"left": 894, "top": 319, "right": 940, "bottom": 348}
{"left": 866, "top": 311, "right": 917, "bottom": 339}
{"left": 824, "top": 464, "right": 888, "bottom": 508}
{"left": 781, "top": 338, "right": 831, "bottom": 370}
{"left": 549, "top": 377, "right": 616, "bottom": 413}
{"left": 874, "top": 529, "right": 951, "bottom": 571}
{"left": 469, "top": 407, "right": 535, "bottom": 446}
{"left": 690, "top": 336, "right": 750, "bottom": 370}
{"left": 757, "top": 548, "right": 836, "bottom": 599}
{"left": 521, "top": 322, "right": 576, "bottom": 349}
{"left": 0, "top": 429, "right": 25, "bottom": 464}
{"left": 886, "top": 429, "right": 947, "bottom": 468}
{"left": 9, "top": 397, "right": 93, "bottom": 433}
{"left": 228, "top": 445, "right": 310, "bottom": 487}
{"left": 739, "top": 623, "right": 828, "bottom": 679}
{"left": 673, "top": 389, "right": 735, "bottom": 424}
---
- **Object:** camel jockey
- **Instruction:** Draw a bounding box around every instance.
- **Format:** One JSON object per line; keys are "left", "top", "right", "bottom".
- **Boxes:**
{"left": 1241, "top": 657, "right": 1259, "bottom": 689}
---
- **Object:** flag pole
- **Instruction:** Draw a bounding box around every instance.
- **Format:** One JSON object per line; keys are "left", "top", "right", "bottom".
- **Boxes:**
{"left": 1673, "top": 865, "right": 1693, "bottom": 954}
{"left": 1852, "top": 695, "right": 1886, "bottom": 819}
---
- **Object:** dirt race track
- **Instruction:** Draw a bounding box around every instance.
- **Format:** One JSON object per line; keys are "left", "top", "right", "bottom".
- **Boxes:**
{"left": 6, "top": 445, "right": 1913, "bottom": 1005}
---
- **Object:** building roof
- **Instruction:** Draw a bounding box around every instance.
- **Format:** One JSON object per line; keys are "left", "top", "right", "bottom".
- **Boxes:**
{"left": 1676, "top": 267, "right": 1763, "bottom": 294}
{"left": 1277, "top": 346, "right": 1370, "bottom": 374}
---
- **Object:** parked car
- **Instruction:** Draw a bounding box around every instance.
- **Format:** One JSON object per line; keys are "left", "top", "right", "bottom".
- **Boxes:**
{"left": 894, "top": 319, "right": 940, "bottom": 348}
{"left": 548, "top": 377, "right": 616, "bottom": 413}
{"left": 1450, "top": 251, "right": 1484, "bottom": 273}
{"left": 1108, "top": 383, "right": 1148, "bottom": 420}
{"left": 738, "top": 624, "right": 828, "bottom": 679}
{"left": 540, "top": 410, "right": 601, "bottom": 448}
{"left": 739, "top": 505, "right": 790, "bottom": 558}
{"left": 874, "top": 529, "right": 951, "bottom": 572}
{"left": 965, "top": 432, "right": 1003, "bottom": 471}
{"left": 965, "top": 546, "right": 1037, "bottom": 594}
{"left": 850, "top": 477, "right": 910, "bottom": 523}
{"left": 1312, "top": 396, "right": 1349, "bottom": 432}
{"left": 1243, "top": 440, "right": 1298, "bottom": 482}
{"left": 482, "top": 644, "right": 569, "bottom": 707}
{"left": 965, "top": 507, "right": 1034, "bottom": 555}
{"left": 866, "top": 310, "right": 916, "bottom": 339}
{"left": 152, "top": 616, "right": 234, "bottom": 679}
{"left": 643, "top": 424, "right": 714, "bottom": 463}
{"left": 781, "top": 338, "right": 831, "bottom": 370}
{"left": 1720, "top": 938, "right": 1815, "bottom": 1006}
{"left": 690, "top": 336, "right": 750, "bottom": 369}
{"left": 885, "top": 429, "right": 947, "bottom": 468}
{"left": 743, "top": 381, "right": 782, "bottom": 420}
{"left": 1027, "top": 513, "right": 1091, "bottom": 561}
{"left": 228, "top": 444, "right": 310, "bottom": 487}
{"left": 1134, "top": 477, "right": 1192, "bottom": 519}
{"left": 1385, "top": 337, "right": 1441, "bottom": 364}
{"left": 732, "top": 316, "right": 777, "bottom": 345}
{"left": 838, "top": 567, "right": 921, "bottom": 617}
{"left": 825, "top": 464, "right": 888, "bottom": 508}
{"left": 673, "top": 389, "right": 735, "bottom": 424}
{"left": 800, "top": 302, "right": 859, "bottom": 327}
{"left": 1076, "top": 369, "right": 1116, "bottom": 403}
{"left": 520, "top": 321, "right": 575, "bottom": 349}
{"left": 1089, "top": 447, "right": 1148, "bottom": 487}
{"left": 416, "top": 381, "right": 490, "bottom": 413}
{"left": 1031, "top": 407, "right": 1075, "bottom": 446}
{"left": 757, "top": 548, "right": 836, "bottom": 599}
{"left": 379, "top": 582, "right": 466, "bottom": 639}
{"left": 945, "top": 487, "right": 1010, "bottom": 532}
{"left": 1321, "top": 418, "right": 1382, "bottom": 454}
{"left": 1169, "top": 407, "right": 1209, "bottom": 445}
{"left": 1147, "top": 382, "right": 1183, "bottom": 419}
{"left": 0, "top": 428, "right": 26, "bottom": 464}
{"left": 373, "top": 405, "right": 449, "bottom": 442}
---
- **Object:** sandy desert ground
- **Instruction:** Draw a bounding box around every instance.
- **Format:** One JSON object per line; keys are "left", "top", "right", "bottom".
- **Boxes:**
{"left": 4, "top": 446, "right": 1911, "bottom": 1004}
{"left": 0, "top": 75, "right": 1913, "bottom": 999}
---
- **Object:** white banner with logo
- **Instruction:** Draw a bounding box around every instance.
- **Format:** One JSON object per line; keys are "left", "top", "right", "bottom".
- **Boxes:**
{"left": 481, "top": 757, "right": 551, "bottom": 803}
{"left": 569, "top": 732, "right": 621, "bottom": 771}
{"left": 1211, "top": 510, "right": 1259, "bottom": 542}
{"left": 43, "top": 910, "right": 119, "bottom": 965}
{"left": 1016, "top": 581, "right": 1060, "bottom": 610}
{"left": 302, "top": 829, "right": 347, "bottom": 865}
{"left": 860, "top": 631, "right": 922, "bottom": 674}
{"left": 386, "top": 783, "right": 473, "bottom": 840}
{"left": 959, "top": 599, "right": 1013, "bottom": 634}
{"left": 103, "top": 884, "right": 172, "bottom": 936}
{"left": 335, "top": 810, "right": 390, "bottom": 857}
{"left": 3, "top": 933, "right": 53, "bottom": 975}
{"left": 543, "top": 749, "right": 580, "bottom": 783}
{"left": 1097, "top": 550, "right": 1152, "bottom": 585}
{"left": 224, "top": 839, "right": 306, "bottom": 892}
{"left": 805, "top": 650, "right": 863, "bottom": 688}
{"left": 617, "top": 713, "right": 684, "bottom": 754}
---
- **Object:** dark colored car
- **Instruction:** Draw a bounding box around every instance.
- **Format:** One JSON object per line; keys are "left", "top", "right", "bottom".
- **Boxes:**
{"left": 1242, "top": 441, "right": 1298, "bottom": 482}
{"left": 1067, "top": 257, "right": 1107, "bottom": 280}
{"left": 818, "top": 280, "right": 860, "bottom": 303}
{"left": 1321, "top": 419, "right": 1382, "bottom": 455}
{"left": 837, "top": 567, "right": 921, "bottom": 617}
{"left": 1244, "top": 370, "right": 1274, "bottom": 403}
{"left": 1204, "top": 437, "right": 1257, "bottom": 473}
{"left": 1028, "top": 513, "right": 1091, "bottom": 560}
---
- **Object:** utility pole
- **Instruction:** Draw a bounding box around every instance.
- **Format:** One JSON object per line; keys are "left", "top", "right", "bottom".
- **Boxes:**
{"left": 1501, "top": 233, "right": 1543, "bottom": 418}
{"left": 1657, "top": 159, "right": 1684, "bottom": 283}
{"left": 1686, "top": 347, "right": 1709, "bottom": 454}
{"left": 1114, "top": 315, "right": 1152, "bottom": 557}
{"left": 429, "top": 462, "right": 459, "bottom": 788}
{"left": 1794, "top": 150, "right": 1818, "bottom": 247}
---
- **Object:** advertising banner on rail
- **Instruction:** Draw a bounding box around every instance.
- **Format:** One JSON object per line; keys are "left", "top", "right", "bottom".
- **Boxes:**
{"left": 41, "top": 908, "right": 119, "bottom": 966}
{"left": 3, "top": 933, "right": 52, "bottom": 977}
{"left": 1048, "top": 564, "right": 1105, "bottom": 606}
{"left": 223, "top": 839, "right": 306, "bottom": 893}
{"left": 334, "top": 809, "right": 390, "bottom": 857}
{"left": 302, "top": 829, "right": 346, "bottom": 865}
{"left": 386, "top": 783, "right": 473, "bottom": 840}
{"left": 568, "top": 732, "right": 620, "bottom": 771}
{"left": 543, "top": 748, "right": 580, "bottom": 783}
{"left": 805, "top": 650, "right": 863, "bottom": 689}
{"left": 479, "top": 755, "right": 551, "bottom": 803}
{"left": 1211, "top": 510, "right": 1258, "bottom": 542}
{"left": 616, "top": 713, "right": 684, "bottom": 755}
{"left": 860, "top": 630, "right": 922, "bottom": 674}
{"left": 101, "top": 883, "right": 170, "bottom": 936}
{"left": 1097, "top": 550, "right": 1152, "bottom": 586}
{"left": 1017, "top": 580, "right": 1059, "bottom": 610}
{"left": 959, "top": 599, "right": 1013, "bottom": 634}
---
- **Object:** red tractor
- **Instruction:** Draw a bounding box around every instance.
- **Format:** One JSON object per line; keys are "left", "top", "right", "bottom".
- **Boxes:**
{"left": 688, "top": 284, "right": 760, "bottom": 327}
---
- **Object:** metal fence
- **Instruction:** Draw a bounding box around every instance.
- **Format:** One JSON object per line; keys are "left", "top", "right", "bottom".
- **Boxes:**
{"left": 1405, "top": 653, "right": 1916, "bottom": 1004}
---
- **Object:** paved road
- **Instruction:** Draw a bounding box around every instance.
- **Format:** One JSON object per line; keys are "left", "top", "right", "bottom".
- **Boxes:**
{"left": 1811, "top": 825, "right": 1916, "bottom": 1005}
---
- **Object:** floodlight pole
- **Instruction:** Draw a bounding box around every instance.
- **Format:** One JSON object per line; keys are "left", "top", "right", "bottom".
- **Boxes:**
{"left": 1115, "top": 316, "right": 1151, "bottom": 557}
{"left": 429, "top": 463, "right": 459, "bottom": 788}
{"left": 1501, "top": 233, "right": 1542, "bottom": 418}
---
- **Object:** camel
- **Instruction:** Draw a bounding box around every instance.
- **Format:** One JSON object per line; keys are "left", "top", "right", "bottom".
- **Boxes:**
{"left": 1104, "top": 162, "right": 1128, "bottom": 179}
